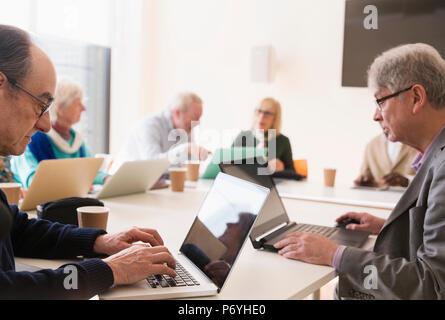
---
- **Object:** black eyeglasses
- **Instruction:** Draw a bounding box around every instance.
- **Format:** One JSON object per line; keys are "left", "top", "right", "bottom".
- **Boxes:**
{"left": 7, "top": 77, "right": 53, "bottom": 118}
{"left": 255, "top": 109, "right": 275, "bottom": 118}
{"left": 375, "top": 85, "right": 413, "bottom": 112}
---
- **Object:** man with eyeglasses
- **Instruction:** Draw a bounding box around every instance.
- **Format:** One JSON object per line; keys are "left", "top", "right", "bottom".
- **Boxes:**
{"left": 0, "top": 25, "right": 176, "bottom": 299}
{"left": 274, "top": 43, "right": 445, "bottom": 299}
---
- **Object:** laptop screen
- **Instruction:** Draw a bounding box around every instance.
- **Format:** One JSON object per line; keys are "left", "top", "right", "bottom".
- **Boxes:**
{"left": 219, "top": 162, "right": 290, "bottom": 240}
{"left": 180, "top": 173, "right": 269, "bottom": 290}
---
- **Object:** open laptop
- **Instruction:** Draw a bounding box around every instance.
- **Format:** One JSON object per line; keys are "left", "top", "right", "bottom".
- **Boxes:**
{"left": 219, "top": 161, "right": 370, "bottom": 250}
{"left": 201, "top": 147, "right": 267, "bottom": 179}
{"left": 19, "top": 158, "right": 103, "bottom": 211}
{"left": 94, "top": 158, "right": 170, "bottom": 199}
{"left": 100, "top": 173, "right": 270, "bottom": 300}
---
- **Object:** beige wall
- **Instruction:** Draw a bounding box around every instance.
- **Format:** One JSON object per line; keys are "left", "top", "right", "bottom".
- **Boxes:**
{"left": 110, "top": 0, "right": 384, "bottom": 184}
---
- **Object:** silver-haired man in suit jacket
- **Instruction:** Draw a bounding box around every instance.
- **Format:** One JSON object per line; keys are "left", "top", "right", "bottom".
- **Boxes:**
{"left": 274, "top": 43, "right": 445, "bottom": 299}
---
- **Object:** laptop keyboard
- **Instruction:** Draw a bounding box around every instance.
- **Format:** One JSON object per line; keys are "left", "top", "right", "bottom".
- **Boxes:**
{"left": 146, "top": 261, "right": 200, "bottom": 288}
{"left": 291, "top": 223, "right": 337, "bottom": 238}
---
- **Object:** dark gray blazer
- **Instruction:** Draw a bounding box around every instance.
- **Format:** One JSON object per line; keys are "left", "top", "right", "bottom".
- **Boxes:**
{"left": 338, "top": 127, "right": 445, "bottom": 299}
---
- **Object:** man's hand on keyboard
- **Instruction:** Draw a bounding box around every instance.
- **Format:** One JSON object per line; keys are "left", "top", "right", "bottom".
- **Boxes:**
{"left": 93, "top": 227, "right": 165, "bottom": 256}
{"left": 273, "top": 232, "right": 339, "bottom": 266}
{"left": 103, "top": 244, "right": 177, "bottom": 285}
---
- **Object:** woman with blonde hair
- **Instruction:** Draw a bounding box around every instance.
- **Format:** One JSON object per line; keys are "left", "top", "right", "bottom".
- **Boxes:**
{"left": 232, "top": 97, "right": 295, "bottom": 173}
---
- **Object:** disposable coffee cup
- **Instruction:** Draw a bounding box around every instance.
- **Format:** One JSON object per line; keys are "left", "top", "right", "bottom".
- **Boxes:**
{"left": 324, "top": 168, "right": 337, "bottom": 187}
{"left": 186, "top": 161, "right": 200, "bottom": 182}
{"left": 77, "top": 206, "right": 109, "bottom": 230}
{"left": 169, "top": 167, "right": 187, "bottom": 192}
{"left": 0, "top": 182, "right": 21, "bottom": 205}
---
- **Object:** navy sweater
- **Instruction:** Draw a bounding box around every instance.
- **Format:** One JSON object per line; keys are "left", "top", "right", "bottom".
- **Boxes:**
{"left": 0, "top": 191, "right": 114, "bottom": 299}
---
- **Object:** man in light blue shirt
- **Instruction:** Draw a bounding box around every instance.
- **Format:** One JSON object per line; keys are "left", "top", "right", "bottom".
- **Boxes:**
{"left": 113, "top": 92, "right": 209, "bottom": 171}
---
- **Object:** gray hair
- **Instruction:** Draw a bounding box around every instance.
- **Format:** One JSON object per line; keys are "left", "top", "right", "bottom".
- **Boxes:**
{"left": 51, "top": 77, "right": 84, "bottom": 120}
{"left": 168, "top": 92, "right": 202, "bottom": 112}
{"left": 367, "top": 43, "right": 445, "bottom": 108}
{"left": 0, "top": 25, "right": 32, "bottom": 89}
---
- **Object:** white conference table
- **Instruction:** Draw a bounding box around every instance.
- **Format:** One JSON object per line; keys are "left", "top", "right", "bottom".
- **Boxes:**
{"left": 16, "top": 178, "right": 394, "bottom": 300}
{"left": 192, "top": 178, "right": 402, "bottom": 210}
{"left": 273, "top": 179, "right": 403, "bottom": 210}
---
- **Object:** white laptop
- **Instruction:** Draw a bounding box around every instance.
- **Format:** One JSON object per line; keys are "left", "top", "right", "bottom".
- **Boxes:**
{"left": 100, "top": 173, "right": 270, "bottom": 300}
{"left": 19, "top": 158, "right": 103, "bottom": 211}
{"left": 94, "top": 159, "right": 170, "bottom": 199}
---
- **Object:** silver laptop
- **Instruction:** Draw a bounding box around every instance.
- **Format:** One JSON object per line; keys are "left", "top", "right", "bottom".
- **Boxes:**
{"left": 19, "top": 158, "right": 103, "bottom": 211}
{"left": 94, "top": 159, "right": 170, "bottom": 199}
{"left": 219, "top": 161, "right": 370, "bottom": 250}
{"left": 100, "top": 173, "right": 270, "bottom": 300}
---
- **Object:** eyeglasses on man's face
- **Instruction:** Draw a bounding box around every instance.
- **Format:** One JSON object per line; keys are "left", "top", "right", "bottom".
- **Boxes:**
{"left": 375, "top": 85, "right": 413, "bottom": 112}
{"left": 6, "top": 76, "right": 53, "bottom": 118}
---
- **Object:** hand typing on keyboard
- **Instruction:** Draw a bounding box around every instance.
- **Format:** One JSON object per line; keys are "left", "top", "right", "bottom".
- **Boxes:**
{"left": 147, "top": 261, "right": 200, "bottom": 288}
{"left": 103, "top": 244, "right": 177, "bottom": 285}
{"left": 94, "top": 227, "right": 165, "bottom": 256}
{"left": 273, "top": 231, "right": 339, "bottom": 267}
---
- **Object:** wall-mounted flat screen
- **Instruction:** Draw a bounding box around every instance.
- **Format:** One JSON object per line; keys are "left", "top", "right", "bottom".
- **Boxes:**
{"left": 342, "top": 0, "right": 445, "bottom": 87}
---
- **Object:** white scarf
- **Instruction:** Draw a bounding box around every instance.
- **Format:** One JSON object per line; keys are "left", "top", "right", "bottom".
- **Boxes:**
{"left": 47, "top": 128, "right": 84, "bottom": 154}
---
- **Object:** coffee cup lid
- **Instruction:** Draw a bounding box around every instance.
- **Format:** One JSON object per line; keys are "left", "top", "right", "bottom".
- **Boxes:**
{"left": 169, "top": 167, "right": 187, "bottom": 172}
{"left": 76, "top": 206, "right": 109, "bottom": 213}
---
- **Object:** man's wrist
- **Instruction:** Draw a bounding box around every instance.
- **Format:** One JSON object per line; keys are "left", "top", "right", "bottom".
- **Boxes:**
{"left": 376, "top": 218, "right": 387, "bottom": 234}
{"left": 331, "top": 245, "right": 347, "bottom": 269}
{"left": 93, "top": 234, "right": 107, "bottom": 255}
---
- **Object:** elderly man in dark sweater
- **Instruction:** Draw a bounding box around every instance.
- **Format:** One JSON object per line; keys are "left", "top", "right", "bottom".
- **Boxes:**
{"left": 0, "top": 25, "right": 176, "bottom": 299}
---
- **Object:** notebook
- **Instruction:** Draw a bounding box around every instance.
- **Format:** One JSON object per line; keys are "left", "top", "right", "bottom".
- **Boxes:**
{"left": 219, "top": 161, "right": 370, "bottom": 250}
{"left": 100, "top": 173, "right": 270, "bottom": 300}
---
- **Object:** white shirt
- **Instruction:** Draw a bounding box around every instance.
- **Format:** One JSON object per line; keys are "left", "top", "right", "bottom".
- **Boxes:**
{"left": 386, "top": 140, "right": 403, "bottom": 165}
{"left": 113, "top": 110, "right": 189, "bottom": 172}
